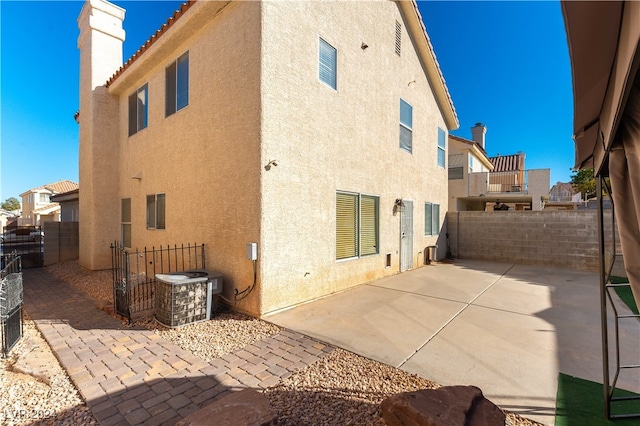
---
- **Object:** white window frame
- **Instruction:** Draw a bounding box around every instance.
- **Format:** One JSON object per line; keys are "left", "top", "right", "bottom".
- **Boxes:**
{"left": 121, "top": 198, "right": 132, "bottom": 247}
{"left": 146, "top": 193, "right": 166, "bottom": 230}
{"left": 166, "top": 52, "right": 189, "bottom": 117}
{"left": 437, "top": 128, "right": 446, "bottom": 167}
{"left": 319, "top": 37, "right": 337, "bottom": 90}
{"left": 128, "top": 83, "right": 148, "bottom": 136}
{"left": 400, "top": 99, "right": 413, "bottom": 153}
{"left": 424, "top": 202, "right": 440, "bottom": 236}
{"left": 336, "top": 191, "right": 379, "bottom": 261}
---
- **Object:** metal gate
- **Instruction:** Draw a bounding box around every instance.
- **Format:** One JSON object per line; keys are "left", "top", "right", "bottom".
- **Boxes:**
{"left": 111, "top": 242, "right": 206, "bottom": 320}
{"left": 1, "top": 253, "right": 23, "bottom": 357}
{"left": 1, "top": 225, "right": 43, "bottom": 269}
{"left": 400, "top": 200, "right": 413, "bottom": 272}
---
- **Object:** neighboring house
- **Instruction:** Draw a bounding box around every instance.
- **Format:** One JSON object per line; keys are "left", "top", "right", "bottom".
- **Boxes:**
{"left": 0, "top": 209, "right": 18, "bottom": 231}
{"left": 50, "top": 189, "right": 80, "bottom": 222}
{"left": 19, "top": 180, "right": 79, "bottom": 226}
{"left": 448, "top": 123, "right": 494, "bottom": 211}
{"left": 448, "top": 123, "right": 550, "bottom": 211}
{"left": 77, "top": 0, "right": 459, "bottom": 316}
{"left": 545, "top": 182, "right": 582, "bottom": 210}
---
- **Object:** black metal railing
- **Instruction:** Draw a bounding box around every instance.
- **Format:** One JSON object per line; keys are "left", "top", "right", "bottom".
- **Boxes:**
{"left": 1, "top": 253, "right": 23, "bottom": 357}
{"left": 110, "top": 242, "right": 206, "bottom": 321}
{"left": 1, "top": 225, "right": 43, "bottom": 269}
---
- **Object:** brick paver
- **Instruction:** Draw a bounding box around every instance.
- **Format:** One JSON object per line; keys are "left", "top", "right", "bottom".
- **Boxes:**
{"left": 22, "top": 269, "right": 335, "bottom": 425}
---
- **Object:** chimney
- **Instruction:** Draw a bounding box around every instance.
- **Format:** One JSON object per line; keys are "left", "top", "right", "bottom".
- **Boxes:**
{"left": 471, "top": 122, "right": 487, "bottom": 149}
{"left": 77, "top": 0, "right": 125, "bottom": 269}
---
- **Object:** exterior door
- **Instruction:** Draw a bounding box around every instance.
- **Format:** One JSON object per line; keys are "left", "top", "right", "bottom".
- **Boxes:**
{"left": 400, "top": 200, "right": 413, "bottom": 272}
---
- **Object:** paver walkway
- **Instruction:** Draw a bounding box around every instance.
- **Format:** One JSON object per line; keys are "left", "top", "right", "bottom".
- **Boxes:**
{"left": 22, "top": 269, "right": 334, "bottom": 425}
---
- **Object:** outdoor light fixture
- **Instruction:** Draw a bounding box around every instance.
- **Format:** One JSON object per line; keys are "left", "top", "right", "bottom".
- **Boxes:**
{"left": 361, "top": 42, "right": 368, "bottom": 50}
{"left": 264, "top": 160, "right": 278, "bottom": 171}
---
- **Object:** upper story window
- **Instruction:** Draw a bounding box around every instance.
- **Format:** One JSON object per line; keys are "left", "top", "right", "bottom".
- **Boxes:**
{"left": 395, "top": 21, "right": 402, "bottom": 56}
{"left": 399, "top": 99, "right": 413, "bottom": 153}
{"left": 128, "top": 84, "right": 148, "bottom": 136}
{"left": 166, "top": 52, "right": 189, "bottom": 117}
{"left": 39, "top": 193, "right": 50, "bottom": 203}
{"left": 437, "top": 128, "right": 446, "bottom": 167}
{"left": 469, "top": 155, "right": 474, "bottom": 173}
{"left": 147, "top": 193, "right": 166, "bottom": 230}
{"left": 319, "top": 38, "right": 337, "bottom": 90}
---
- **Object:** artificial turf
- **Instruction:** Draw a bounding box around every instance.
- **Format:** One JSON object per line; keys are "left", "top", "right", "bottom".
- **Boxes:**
{"left": 555, "top": 373, "right": 640, "bottom": 425}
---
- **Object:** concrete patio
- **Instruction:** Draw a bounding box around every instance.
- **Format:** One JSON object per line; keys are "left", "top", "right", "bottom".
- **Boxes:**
{"left": 265, "top": 259, "right": 640, "bottom": 425}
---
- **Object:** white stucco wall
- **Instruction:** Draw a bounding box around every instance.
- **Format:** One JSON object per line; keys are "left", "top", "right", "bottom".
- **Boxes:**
{"left": 108, "top": 1, "right": 263, "bottom": 313}
{"left": 84, "top": 0, "right": 453, "bottom": 316}
{"left": 258, "top": 0, "right": 449, "bottom": 314}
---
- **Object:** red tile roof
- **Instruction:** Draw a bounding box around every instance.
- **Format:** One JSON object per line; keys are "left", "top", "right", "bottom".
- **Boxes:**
{"left": 106, "top": 1, "right": 195, "bottom": 87}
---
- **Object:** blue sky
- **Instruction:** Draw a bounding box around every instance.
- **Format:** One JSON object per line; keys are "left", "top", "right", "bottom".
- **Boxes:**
{"left": 0, "top": 0, "right": 574, "bottom": 202}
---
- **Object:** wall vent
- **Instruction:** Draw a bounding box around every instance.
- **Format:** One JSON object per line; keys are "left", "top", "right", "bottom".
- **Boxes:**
{"left": 395, "top": 21, "right": 402, "bottom": 56}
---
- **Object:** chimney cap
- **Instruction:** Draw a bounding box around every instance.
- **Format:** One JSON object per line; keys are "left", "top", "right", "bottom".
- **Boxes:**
{"left": 474, "top": 122, "right": 484, "bottom": 127}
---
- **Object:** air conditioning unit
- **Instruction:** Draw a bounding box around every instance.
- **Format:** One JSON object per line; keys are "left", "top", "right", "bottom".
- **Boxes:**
{"left": 155, "top": 270, "right": 223, "bottom": 328}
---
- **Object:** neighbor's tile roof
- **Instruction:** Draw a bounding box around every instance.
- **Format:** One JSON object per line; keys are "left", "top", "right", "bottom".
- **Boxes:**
{"left": 33, "top": 203, "right": 61, "bottom": 215}
{"left": 21, "top": 180, "right": 79, "bottom": 197}
{"left": 448, "top": 134, "right": 489, "bottom": 157}
{"left": 106, "top": 1, "right": 195, "bottom": 87}
{"left": 489, "top": 154, "right": 525, "bottom": 172}
{"left": 44, "top": 180, "right": 79, "bottom": 194}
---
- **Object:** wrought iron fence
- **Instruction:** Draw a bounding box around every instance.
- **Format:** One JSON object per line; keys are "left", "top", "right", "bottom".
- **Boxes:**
{"left": 1, "top": 225, "right": 43, "bottom": 269}
{"left": 110, "top": 242, "right": 206, "bottom": 321}
{"left": 1, "top": 253, "right": 23, "bottom": 357}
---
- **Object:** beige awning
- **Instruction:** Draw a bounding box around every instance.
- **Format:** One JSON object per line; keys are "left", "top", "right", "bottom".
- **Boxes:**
{"left": 562, "top": 1, "right": 640, "bottom": 173}
{"left": 563, "top": 1, "right": 640, "bottom": 306}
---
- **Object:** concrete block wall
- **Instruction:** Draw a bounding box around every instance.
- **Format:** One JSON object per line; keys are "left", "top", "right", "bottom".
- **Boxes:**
{"left": 44, "top": 222, "right": 79, "bottom": 266}
{"left": 446, "top": 210, "right": 617, "bottom": 271}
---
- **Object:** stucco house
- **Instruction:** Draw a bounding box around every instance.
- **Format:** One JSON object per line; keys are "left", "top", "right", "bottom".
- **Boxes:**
{"left": 545, "top": 182, "right": 582, "bottom": 210}
{"left": 448, "top": 123, "right": 550, "bottom": 211}
{"left": 50, "top": 189, "right": 80, "bottom": 222}
{"left": 77, "top": 0, "right": 458, "bottom": 316}
{"left": 18, "top": 180, "right": 79, "bottom": 226}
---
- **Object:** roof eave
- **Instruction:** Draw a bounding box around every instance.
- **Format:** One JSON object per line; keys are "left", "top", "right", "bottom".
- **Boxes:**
{"left": 398, "top": 0, "right": 459, "bottom": 131}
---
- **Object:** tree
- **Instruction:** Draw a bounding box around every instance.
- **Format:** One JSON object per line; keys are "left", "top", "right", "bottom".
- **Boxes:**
{"left": 570, "top": 168, "right": 596, "bottom": 200}
{"left": 1, "top": 197, "right": 20, "bottom": 211}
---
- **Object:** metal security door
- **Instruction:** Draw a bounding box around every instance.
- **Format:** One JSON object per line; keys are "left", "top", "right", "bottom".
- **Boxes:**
{"left": 400, "top": 200, "right": 413, "bottom": 272}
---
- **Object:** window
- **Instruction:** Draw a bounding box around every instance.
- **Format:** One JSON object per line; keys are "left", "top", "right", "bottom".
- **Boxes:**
{"left": 39, "top": 193, "right": 50, "bottom": 203}
{"left": 437, "top": 128, "right": 446, "bottom": 167}
{"left": 400, "top": 99, "right": 413, "bottom": 153}
{"left": 166, "top": 52, "right": 189, "bottom": 117}
{"left": 469, "top": 155, "right": 474, "bottom": 173}
{"left": 146, "top": 194, "right": 166, "bottom": 229}
{"left": 128, "top": 84, "right": 148, "bottom": 136}
{"left": 448, "top": 167, "right": 463, "bottom": 180}
{"left": 319, "top": 38, "right": 337, "bottom": 89}
{"left": 395, "top": 21, "right": 402, "bottom": 55}
{"left": 336, "top": 192, "right": 379, "bottom": 260}
{"left": 424, "top": 202, "right": 440, "bottom": 236}
{"left": 121, "top": 198, "right": 131, "bottom": 247}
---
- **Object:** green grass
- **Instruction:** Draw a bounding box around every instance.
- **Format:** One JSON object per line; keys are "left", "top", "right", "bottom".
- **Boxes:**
{"left": 555, "top": 374, "right": 640, "bottom": 425}
{"left": 610, "top": 276, "right": 639, "bottom": 315}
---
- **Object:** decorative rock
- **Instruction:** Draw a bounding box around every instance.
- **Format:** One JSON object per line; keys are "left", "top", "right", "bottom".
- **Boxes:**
{"left": 380, "top": 385, "right": 506, "bottom": 426}
{"left": 176, "top": 388, "right": 278, "bottom": 426}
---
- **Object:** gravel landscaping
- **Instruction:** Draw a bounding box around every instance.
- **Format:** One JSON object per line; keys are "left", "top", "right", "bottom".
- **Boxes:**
{"left": 0, "top": 261, "right": 543, "bottom": 425}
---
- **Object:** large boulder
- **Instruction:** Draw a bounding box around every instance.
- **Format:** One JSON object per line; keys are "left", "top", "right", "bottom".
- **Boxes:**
{"left": 176, "top": 388, "right": 277, "bottom": 426}
{"left": 381, "top": 385, "right": 506, "bottom": 426}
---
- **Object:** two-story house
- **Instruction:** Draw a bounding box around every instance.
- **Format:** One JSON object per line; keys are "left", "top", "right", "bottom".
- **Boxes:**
{"left": 77, "top": 0, "right": 459, "bottom": 316}
{"left": 18, "top": 180, "right": 79, "bottom": 226}
{"left": 448, "top": 123, "right": 550, "bottom": 212}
